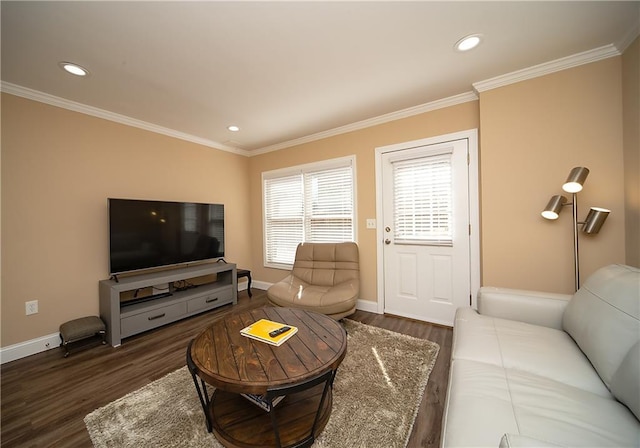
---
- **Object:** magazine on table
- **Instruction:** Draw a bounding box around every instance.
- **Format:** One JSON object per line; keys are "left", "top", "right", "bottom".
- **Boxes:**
{"left": 240, "top": 318, "right": 298, "bottom": 346}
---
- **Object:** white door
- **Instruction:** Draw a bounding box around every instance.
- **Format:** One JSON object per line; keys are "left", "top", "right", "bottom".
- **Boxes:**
{"left": 380, "top": 138, "right": 471, "bottom": 326}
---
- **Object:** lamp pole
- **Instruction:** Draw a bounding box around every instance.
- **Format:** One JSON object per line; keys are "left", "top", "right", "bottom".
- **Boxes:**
{"left": 571, "top": 193, "right": 580, "bottom": 292}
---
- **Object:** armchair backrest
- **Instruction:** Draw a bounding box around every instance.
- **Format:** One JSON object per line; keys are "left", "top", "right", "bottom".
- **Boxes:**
{"left": 292, "top": 242, "right": 359, "bottom": 286}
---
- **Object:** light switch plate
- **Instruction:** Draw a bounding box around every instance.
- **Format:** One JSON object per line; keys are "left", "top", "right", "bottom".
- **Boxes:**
{"left": 26, "top": 300, "right": 38, "bottom": 315}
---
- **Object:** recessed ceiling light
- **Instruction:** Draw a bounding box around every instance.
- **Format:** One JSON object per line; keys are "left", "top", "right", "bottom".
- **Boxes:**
{"left": 227, "top": 125, "right": 240, "bottom": 132}
{"left": 59, "top": 62, "right": 90, "bottom": 76}
{"left": 455, "top": 34, "right": 482, "bottom": 52}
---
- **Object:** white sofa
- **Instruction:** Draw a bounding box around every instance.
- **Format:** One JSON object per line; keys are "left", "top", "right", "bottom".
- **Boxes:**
{"left": 441, "top": 264, "right": 640, "bottom": 447}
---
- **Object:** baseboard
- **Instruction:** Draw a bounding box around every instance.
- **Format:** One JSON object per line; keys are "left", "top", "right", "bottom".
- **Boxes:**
{"left": 356, "top": 299, "right": 381, "bottom": 314}
{"left": 1, "top": 332, "right": 60, "bottom": 364}
{"left": 251, "top": 280, "right": 272, "bottom": 291}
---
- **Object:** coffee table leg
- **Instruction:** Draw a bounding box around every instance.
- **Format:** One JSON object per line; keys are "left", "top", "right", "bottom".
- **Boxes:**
{"left": 191, "top": 374, "right": 213, "bottom": 432}
{"left": 187, "top": 341, "right": 213, "bottom": 432}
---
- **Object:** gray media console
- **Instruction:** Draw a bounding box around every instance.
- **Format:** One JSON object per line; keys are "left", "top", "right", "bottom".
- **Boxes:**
{"left": 99, "top": 263, "right": 237, "bottom": 346}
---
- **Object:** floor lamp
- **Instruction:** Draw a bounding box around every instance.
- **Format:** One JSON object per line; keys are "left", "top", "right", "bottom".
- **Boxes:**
{"left": 541, "top": 167, "right": 610, "bottom": 292}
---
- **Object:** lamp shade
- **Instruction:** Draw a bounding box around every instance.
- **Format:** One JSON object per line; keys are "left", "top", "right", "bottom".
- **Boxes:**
{"left": 582, "top": 207, "right": 610, "bottom": 234}
{"left": 562, "top": 167, "right": 589, "bottom": 193}
{"left": 541, "top": 195, "right": 567, "bottom": 220}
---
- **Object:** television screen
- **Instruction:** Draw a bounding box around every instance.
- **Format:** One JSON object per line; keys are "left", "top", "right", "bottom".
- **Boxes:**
{"left": 108, "top": 198, "right": 224, "bottom": 274}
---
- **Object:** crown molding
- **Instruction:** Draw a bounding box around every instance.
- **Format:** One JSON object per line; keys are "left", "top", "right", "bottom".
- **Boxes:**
{"left": 472, "top": 44, "right": 621, "bottom": 94}
{"left": 2, "top": 39, "right": 627, "bottom": 157}
{"left": 250, "top": 91, "right": 479, "bottom": 156}
{"left": 616, "top": 23, "right": 640, "bottom": 53}
{"left": 0, "top": 82, "right": 250, "bottom": 157}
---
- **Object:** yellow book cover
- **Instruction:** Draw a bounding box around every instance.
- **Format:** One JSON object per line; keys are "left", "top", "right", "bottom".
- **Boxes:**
{"left": 240, "top": 319, "right": 298, "bottom": 346}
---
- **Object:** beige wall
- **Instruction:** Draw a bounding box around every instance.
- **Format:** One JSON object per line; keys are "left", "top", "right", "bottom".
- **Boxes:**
{"left": 1, "top": 51, "right": 634, "bottom": 349}
{"left": 248, "top": 102, "right": 480, "bottom": 303}
{"left": 250, "top": 56, "right": 629, "bottom": 302}
{"left": 622, "top": 37, "right": 640, "bottom": 267}
{"left": 1, "top": 94, "right": 252, "bottom": 347}
{"left": 479, "top": 57, "right": 626, "bottom": 293}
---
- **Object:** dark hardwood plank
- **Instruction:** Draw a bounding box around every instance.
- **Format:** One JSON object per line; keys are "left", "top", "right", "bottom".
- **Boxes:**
{"left": 1, "top": 291, "right": 452, "bottom": 448}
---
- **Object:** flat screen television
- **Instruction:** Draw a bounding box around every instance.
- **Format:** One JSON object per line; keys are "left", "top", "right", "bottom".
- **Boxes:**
{"left": 108, "top": 198, "right": 225, "bottom": 275}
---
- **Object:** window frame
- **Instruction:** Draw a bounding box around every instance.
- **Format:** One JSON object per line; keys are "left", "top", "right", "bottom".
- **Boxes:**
{"left": 262, "top": 155, "right": 357, "bottom": 270}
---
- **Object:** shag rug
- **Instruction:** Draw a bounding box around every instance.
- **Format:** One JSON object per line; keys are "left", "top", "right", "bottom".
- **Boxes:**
{"left": 84, "top": 319, "right": 439, "bottom": 448}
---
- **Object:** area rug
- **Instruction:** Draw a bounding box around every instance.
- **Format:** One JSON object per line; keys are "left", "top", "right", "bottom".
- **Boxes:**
{"left": 84, "top": 319, "right": 439, "bottom": 448}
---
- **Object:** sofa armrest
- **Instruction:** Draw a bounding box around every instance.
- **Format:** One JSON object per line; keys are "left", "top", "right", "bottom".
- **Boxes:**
{"left": 478, "top": 287, "right": 572, "bottom": 330}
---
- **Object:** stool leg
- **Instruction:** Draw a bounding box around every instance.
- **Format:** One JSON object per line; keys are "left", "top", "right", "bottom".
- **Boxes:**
{"left": 247, "top": 273, "right": 252, "bottom": 298}
{"left": 60, "top": 334, "right": 70, "bottom": 358}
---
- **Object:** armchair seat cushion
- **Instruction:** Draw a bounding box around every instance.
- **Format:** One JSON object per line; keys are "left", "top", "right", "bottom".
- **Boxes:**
{"left": 267, "top": 275, "right": 358, "bottom": 317}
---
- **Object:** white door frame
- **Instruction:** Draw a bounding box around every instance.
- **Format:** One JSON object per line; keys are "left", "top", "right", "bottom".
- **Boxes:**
{"left": 374, "top": 129, "right": 481, "bottom": 315}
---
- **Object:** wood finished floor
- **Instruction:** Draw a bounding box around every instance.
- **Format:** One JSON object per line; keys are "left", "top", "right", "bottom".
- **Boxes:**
{"left": 1, "top": 290, "right": 452, "bottom": 448}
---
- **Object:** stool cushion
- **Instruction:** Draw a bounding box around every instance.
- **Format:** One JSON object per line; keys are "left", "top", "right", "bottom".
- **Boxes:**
{"left": 60, "top": 316, "right": 105, "bottom": 343}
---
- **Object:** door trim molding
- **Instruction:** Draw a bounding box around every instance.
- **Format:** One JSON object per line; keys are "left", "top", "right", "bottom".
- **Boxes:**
{"left": 374, "top": 129, "right": 481, "bottom": 317}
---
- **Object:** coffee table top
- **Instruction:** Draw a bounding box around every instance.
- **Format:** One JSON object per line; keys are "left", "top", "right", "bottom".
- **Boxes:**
{"left": 190, "top": 307, "right": 347, "bottom": 395}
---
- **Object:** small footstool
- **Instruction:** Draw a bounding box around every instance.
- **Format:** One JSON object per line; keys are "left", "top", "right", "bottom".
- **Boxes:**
{"left": 59, "top": 316, "right": 106, "bottom": 358}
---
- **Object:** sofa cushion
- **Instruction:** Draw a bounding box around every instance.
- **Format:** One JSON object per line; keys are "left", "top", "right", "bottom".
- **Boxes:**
{"left": 443, "top": 359, "right": 640, "bottom": 447}
{"left": 443, "top": 359, "right": 519, "bottom": 447}
{"left": 453, "top": 308, "right": 611, "bottom": 396}
{"left": 611, "top": 340, "right": 640, "bottom": 420}
{"left": 562, "top": 265, "right": 640, "bottom": 392}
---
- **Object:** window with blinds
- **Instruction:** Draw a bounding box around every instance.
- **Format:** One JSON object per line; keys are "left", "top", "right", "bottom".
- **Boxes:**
{"left": 263, "top": 157, "right": 355, "bottom": 268}
{"left": 392, "top": 153, "right": 453, "bottom": 246}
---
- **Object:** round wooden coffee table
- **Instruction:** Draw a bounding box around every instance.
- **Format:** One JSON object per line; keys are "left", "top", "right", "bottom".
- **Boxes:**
{"left": 188, "top": 307, "right": 347, "bottom": 448}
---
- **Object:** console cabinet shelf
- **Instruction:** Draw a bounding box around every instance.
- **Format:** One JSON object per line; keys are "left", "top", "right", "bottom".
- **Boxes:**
{"left": 99, "top": 263, "right": 237, "bottom": 346}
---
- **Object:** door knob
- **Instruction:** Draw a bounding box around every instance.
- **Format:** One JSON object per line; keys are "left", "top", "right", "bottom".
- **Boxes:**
{"left": 385, "top": 239, "right": 391, "bottom": 245}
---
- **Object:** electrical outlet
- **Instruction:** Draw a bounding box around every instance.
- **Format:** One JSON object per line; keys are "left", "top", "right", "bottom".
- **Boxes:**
{"left": 26, "top": 300, "right": 38, "bottom": 315}
{"left": 366, "top": 219, "right": 376, "bottom": 229}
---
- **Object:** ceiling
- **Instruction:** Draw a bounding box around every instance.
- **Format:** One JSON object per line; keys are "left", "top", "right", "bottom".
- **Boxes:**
{"left": 2, "top": 2, "right": 639, "bottom": 155}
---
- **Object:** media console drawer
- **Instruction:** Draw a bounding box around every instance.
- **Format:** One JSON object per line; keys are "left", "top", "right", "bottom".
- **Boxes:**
{"left": 187, "top": 287, "right": 234, "bottom": 313}
{"left": 121, "top": 302, "right": 187, "bottom": 338}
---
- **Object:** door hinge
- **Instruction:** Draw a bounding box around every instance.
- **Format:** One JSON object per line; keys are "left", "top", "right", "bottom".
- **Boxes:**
{"left": 469, "top": 293, "right": 472, "bottom": 306}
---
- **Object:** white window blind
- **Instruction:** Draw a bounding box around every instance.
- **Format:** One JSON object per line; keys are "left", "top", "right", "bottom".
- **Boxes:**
{"left": 304, "top": 166, "right": 354, "bottom": 242}
{"left": 263, "top": 157, "right": 355, "bottom": 268}
{"left": 264, "top": 174, "right": 304, "bottom": 266}
{"left": 392, "top": 153, "right": 453, "bottom": 246}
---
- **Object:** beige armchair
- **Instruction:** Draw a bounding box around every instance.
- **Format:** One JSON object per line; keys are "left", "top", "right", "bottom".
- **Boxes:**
{"left": 267, "top": 242, "right": 359, "bottom": 320}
